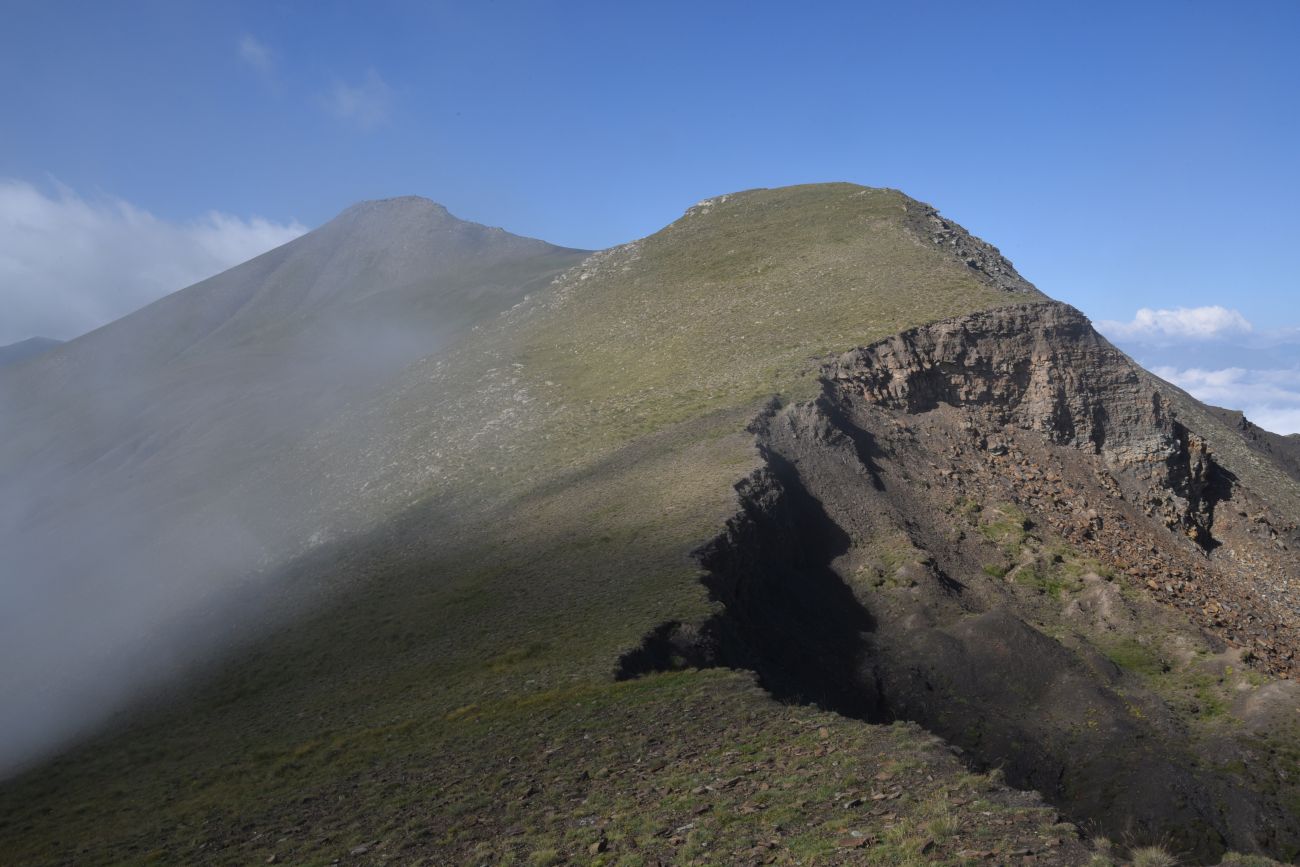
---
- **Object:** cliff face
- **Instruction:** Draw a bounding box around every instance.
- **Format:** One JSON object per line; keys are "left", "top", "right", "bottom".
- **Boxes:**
{"left": 625, "top": 302, "right": 1300, "bottom": 862}
{"left": 827, "top": 304, "right": 1281, "bottom": 562}
{"left": 823, "top": 304, "right": 1300, "bottom": 673}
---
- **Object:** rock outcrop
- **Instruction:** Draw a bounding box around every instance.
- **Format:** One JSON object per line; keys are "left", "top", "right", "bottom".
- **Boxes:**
{"left": 826, "top": 304, "right": 1241, "bottom": 551}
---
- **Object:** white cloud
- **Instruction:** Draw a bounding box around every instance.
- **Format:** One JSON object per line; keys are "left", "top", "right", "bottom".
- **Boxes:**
{"left": 322, "top": 69, "right": 392, "bottom": 130}
{"left": 1152, "top": 365, "right": 1300, "bottom": 435}
{"left": 0, "top": 180, "right": 307, "bottom": 344}
{"left": 1098, "top": 305, "right": 1253, "bottom": 341}
{"left": 1101, "top": 304, "right": 1299, "bottom": 434}
{"left": 1252, "top": 408, "right": 1300, "bottom": 437}
{"left": 237, "top": 34, "right": 273, "bottom": 76}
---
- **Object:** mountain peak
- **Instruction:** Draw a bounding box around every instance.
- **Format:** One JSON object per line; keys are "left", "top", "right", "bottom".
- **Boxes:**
{"left": 337, "top": 195, "right": 450, "bottom": 219}
{"left": 324, "top": 196, "right": 544, "bottom": 250}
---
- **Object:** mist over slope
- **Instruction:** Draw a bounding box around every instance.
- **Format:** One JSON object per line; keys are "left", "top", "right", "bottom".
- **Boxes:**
{"left": 0, "top": 198, "right": 586, "bottom": 775}
{"left": 0, "top": 336, "right": 61, "bottom": 368}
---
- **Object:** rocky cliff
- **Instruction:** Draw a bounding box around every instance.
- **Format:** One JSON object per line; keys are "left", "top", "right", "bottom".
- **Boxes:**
{"left": 625, "top": 302, "right": 1300, "bottom": 862}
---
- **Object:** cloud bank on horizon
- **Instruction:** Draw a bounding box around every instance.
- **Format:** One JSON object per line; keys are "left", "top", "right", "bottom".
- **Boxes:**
{"left": 1099, "top": 305, "right": 1254, "bottom": 341}
{"left": 1099, "top": 306, "right": 1300, "bottom": 436}
{"left": 0, "top": 179, "right": 306, "bottom": 345}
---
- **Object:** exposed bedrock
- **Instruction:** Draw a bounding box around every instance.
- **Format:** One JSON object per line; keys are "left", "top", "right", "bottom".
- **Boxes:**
{"left": 825, "top": 303, "right": 1238, "bottom": 549}
{"left": 621, "top": 302, "right": 1300, "bottom": 863}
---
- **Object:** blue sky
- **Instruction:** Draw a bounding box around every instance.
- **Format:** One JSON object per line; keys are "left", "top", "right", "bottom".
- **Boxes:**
{"left": 1, "top": 1, "right": 1298, "bottom": 428}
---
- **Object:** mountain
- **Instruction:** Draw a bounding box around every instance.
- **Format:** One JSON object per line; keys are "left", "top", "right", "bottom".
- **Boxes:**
{"left": 0, "top": 197, "right": 588, "bottom": 775}
{"left": 2, "top": 184, "right": 1299, "bottom": 865}
{"left": 0, "top": 336, "right": 61, "bottom": 368}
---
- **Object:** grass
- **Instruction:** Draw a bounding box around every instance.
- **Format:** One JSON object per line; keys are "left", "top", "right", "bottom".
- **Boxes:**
{"left": 977, "top": 503, "right": 1031, "bottom": 554}
{"left": 857, "top": 532, "right": 931, "bottom": 590}
{"left": 1013, "top": 561, "right": 1083, "bottom": 598}
{"left": 1130, "top": 844, "right": 1179, "bottom": 866}
{"left": 972, "top": 506, "right": 1097, "bottom": 599}
{"left": 1218, "top": 853, "right": 1287, "bottom": 866}
{"left": 1101, "top": 635, "right": 1237, "bottom": 721}
{"left": 1105, "top": 639, "right": 1169, "bottom": 678}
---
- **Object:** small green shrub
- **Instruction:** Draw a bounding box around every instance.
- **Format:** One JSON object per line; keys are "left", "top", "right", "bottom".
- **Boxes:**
{"left": 1130, "top": 844, "right": 1178, "bottom": 867}
{"left": 528, "top": 848, "right": 563, "bottom": 866}
{"left": 978, "top": 504, "right": 1030, "bottom": 553}
{"left": 1014, "top": 562, "right": 1081, "bottom": 598}
{"left": 1218, "top": 852, "right": 1282, "bottom": 865}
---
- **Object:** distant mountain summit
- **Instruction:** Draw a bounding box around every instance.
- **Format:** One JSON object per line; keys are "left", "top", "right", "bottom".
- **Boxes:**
{"left": 0, "top": 336, "right": 61, "bottom": 368}
{"left": 3, "top": 196, "right": 576, "bottom": 391}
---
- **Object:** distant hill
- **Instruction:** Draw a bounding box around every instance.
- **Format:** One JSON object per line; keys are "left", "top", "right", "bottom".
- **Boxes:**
{"left": 0, "top": 336, "right": 61, "bottom": 368}
{"left": 3, "top": 185, "right": 1299, "bottom": 865}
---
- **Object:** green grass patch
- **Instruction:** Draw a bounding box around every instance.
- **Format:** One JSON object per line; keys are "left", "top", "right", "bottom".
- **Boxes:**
{"left": 1013, "top": 562, "right": 1083, "bottom": 598}
{"left": 978, "top": 503, "right": 1030, "bottom": 556}
{"left": 1105, "top": 639, "right": 1169, "bottom": 678}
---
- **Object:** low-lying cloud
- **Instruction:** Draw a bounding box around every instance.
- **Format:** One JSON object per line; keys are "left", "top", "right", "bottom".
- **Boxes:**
{"left": 0, "top": 179, "right": 306, "bottom": 345}
{"left": 1098, "top": 305, "right": 1300, "bottom": 435}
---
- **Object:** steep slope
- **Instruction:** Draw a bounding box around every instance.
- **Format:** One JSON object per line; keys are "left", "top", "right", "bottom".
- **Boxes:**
{"left": 0, "top": 336, "right": 61, "bottom": 368}
{"left": 2, "top": 184, "right": 1296, "bottom": 865}
{"left": 0, "top": 198, "right": 587, "bottom": 774}
{"left": 1209, "top": 406, "right": 1300, "bottom": 485}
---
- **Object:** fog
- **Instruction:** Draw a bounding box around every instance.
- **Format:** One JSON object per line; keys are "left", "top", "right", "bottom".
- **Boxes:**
{"left": 0, "top": 197, "right": 588, "bottom": 777}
